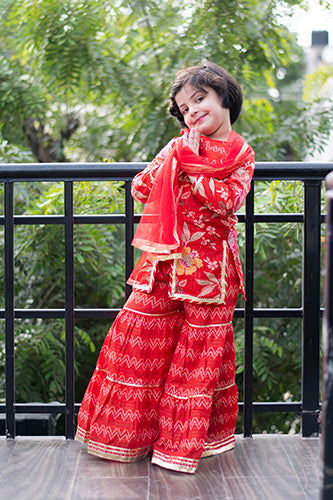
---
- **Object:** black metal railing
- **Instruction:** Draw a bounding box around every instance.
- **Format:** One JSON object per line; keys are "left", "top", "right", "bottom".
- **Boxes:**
{"left": 1, "top": 161, "right": 332, "bottom": 440}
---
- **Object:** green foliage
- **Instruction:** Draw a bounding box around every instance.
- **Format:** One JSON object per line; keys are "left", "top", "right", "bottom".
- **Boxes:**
{"left": 0, "top": 134, "right": 34, "bottom": 163}
{"left": 303, "top": 63, "right": 333, "bottom": 101}
{"left": 0, "top": 56, "right": 48, "bottom": 146}
{"left": 0, "top": 319, "right": 97, "bottom": 403}
{"left": 1, "top": 0, "right": 332, "bottom": 162}
{"left": 9, "top": 0, "right": 118, "bottom": 96}
{"left": 235, "top": 325, "right": 284, "bottom": 389}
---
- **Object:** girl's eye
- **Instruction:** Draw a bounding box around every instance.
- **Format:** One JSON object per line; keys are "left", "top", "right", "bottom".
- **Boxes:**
{"left": 182, "top": 108, "right": 188, "bottom": 115}
{"left": 196, "top": 96, "right": 204, "bottom": 103}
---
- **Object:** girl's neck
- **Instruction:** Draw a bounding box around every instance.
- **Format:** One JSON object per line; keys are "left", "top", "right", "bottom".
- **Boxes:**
{"left": 206, "top": 126, "right": 232, "bottom": 142}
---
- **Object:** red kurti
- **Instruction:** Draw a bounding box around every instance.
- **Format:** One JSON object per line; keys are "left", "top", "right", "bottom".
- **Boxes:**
{"left": 129, "top": 134, "right": 255, "bottom": 302}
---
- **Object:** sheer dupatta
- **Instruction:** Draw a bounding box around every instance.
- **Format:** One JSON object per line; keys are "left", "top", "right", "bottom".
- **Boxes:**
{"left": 132, "top": 130, "right": 254, "bottom": 259}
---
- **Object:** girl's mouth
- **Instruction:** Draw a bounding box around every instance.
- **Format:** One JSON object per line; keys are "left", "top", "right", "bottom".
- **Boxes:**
{"left": 195, "top": 114, "right": 206, "bottom": 125}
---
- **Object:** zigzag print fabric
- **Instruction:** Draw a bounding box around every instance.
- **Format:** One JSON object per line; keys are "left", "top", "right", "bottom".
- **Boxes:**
{"left": 76, "top": 261, "right": 239, "bottom": 473}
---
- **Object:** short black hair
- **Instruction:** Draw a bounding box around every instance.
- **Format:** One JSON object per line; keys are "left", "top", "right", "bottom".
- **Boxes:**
{"left": 169, "top": 61, "right": 243, "bottom": 126}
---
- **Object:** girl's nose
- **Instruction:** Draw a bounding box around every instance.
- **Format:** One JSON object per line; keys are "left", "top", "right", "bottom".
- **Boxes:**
{"left": 189, "top": 105, "right": 197, "bottom": 116}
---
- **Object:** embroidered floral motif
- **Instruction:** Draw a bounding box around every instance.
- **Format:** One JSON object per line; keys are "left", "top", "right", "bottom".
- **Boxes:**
{"left": 192, "top": 214, "right": 206, "bottom": 228}
{"left": 196, "top": 271, "right": 221, "bottom": 297}
{"left": 176, "top": 247, "right": 203, "bottom": 276}
{"left": 206, "top": 225, "right": 217, "bottom": 236}
{"left": 180, "top": 190, "right": 191, "bottom": 200}
{"left": 204, "top": 258, "right": 219, "bottom": 271}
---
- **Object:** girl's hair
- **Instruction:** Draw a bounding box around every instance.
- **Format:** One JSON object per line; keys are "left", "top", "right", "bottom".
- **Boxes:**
{"left": 169, "top": 61, "right": 243, "bottom": 126}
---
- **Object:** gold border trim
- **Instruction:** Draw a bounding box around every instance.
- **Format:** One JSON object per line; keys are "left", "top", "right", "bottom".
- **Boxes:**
{"left": 185, "top": 319, "right": 232, "bottom": 328}
{"left": 220, "top": 239, "right": 228, "bottom": 302}
{"left": 88, "top": 440, "right": 151, "bottom": 462}
{"left": 202, "top": 435, "right": 235, "bottom": 457}
{"left": 152, "top": 450, "right": 198, "bottom": 474}
{"left": 164, "top": 391, "right": 212, "bottom": 400}
{"left": 214, "top": 382, "right": 236, "bottom": 392}
{"left": 106, "top": 375, "right": 161, "bottom": 389}
{"left": 123, "top": 307, "right": 181, "bottom": 317}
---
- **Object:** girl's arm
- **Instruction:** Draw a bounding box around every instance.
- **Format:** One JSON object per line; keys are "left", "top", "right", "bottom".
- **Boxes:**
{"left": 131, "top": 139, "right": 176, "bottom": 203}
{"left": 130, "top": 160, "right": 160, "bottom": 203}
{"left": 188, "top": 158, "right": 255, "bottom": 217}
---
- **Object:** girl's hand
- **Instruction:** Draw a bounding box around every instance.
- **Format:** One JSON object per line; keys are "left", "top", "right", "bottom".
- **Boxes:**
{"left": 183, "top": 128, "right": 200, "bottom": 156}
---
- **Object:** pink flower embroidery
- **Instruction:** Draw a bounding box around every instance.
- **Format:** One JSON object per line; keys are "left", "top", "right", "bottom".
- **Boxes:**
{"left": 177, "top": 247, "right": 203, "bottom": 276}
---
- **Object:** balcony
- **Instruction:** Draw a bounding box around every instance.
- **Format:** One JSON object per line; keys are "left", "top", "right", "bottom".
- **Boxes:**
{"left": 0, "top": 161, "right": 332, "bottom": 499}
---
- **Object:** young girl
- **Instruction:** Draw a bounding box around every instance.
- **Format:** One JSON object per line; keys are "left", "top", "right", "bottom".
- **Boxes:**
{"left": 76, "top": 61, "right": 255, "bottom": 474}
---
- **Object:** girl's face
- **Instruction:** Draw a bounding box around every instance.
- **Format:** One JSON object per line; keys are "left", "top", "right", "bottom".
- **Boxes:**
{"left": 175, "top": 83, "right": 231, "bottom": 141}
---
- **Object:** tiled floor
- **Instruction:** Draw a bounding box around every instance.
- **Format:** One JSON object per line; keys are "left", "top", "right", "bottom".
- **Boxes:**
{"left": 0, "top": 434, "right": 321, "bottom": 499}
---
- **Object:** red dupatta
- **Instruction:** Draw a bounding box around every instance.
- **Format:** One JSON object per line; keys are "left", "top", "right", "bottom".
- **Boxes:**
{"left": 132, "top": 130, "right": 254, "bottom": 258}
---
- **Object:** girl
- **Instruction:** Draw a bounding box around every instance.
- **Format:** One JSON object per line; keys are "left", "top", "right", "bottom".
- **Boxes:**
{"left": 76, "top": 61, "right": 255, "bottom": 474}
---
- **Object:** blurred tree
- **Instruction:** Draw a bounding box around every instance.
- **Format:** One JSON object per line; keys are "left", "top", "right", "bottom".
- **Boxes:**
{"left": 0, "top": 0, "right": 332, "bottom": 163}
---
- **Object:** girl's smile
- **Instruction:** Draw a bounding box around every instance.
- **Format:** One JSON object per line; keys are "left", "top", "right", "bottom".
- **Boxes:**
{"left": 175, "top": 84, "right": 232, "bottom": 141}
{"left": 194, "top": 114, "right": 207, "bottom": 125}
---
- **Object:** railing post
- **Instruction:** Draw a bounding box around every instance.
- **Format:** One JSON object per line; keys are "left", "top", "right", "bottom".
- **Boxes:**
{"left": 243, "top": 180, "right": 255, "bottom": 437}
{"left": 4, "top": 181, "right": 15, "bottom": 439}
{"left": 64, "top": 181, "right": 75, "bottom": 439}
{"left": 321, "top": 173, "right": 333, "bottom": 498}
{"left": 302, "top": 180, "right": 321, "bottom": 436}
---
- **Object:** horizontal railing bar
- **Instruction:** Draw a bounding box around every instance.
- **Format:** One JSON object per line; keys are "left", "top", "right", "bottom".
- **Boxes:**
{"left": 239, "top": 402, "right": 303, "bottom": 412}
{"left": 254, "top": 163, "right": 332, "bottom": 180}
{"left": 248, "top": 214, "right": 304, "bottom": 223}
{"left": 0, "top": 308, "right": 121, "bottom": 319}
{"left": 14, "top": 215, "right": 126, "bottom": 225}
{"left": 252, "top": 308, "right": 305, "bottom": 318}
{"left": 0, "top": 214, "right": 310, "bottom": 225}
{"left": 0, "top": 404, "right": 66, "bottom": 414}
{"left": 0, "top": 162, "right": 332, "bottom": 181}
{"left": 4, "top": 309, "right": 65, "bottom": 319}
{"left": 0, "top": 401, "right": 306, "bottom": 415}
{"left": 0, "top": 214, "right": 326, "bottom": 226}
{"left": 249, "top": 214, "right": 325, "bottom": 224}
{"left": 74, "top": 215, "right": 126, "bottom": 224}
{"left": 235, "top": 308, "right": 305, "bottom": 318}
{"left": 0, "top": 163, "right": 145, "bottom": 181}
{"left": 4, "top": 215, "right": 65, "bottom": 225}
{"left": 73, "top": 309, "right": 120, "bottom": 319}
{"left": 0, "top": 214, "right": 136, "bottom": 225}
{"left": 238, "top": 402, "right": 320, "bottom": 412}
{"left": 0, "top": 307, "right": 317, "bottom": 320}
